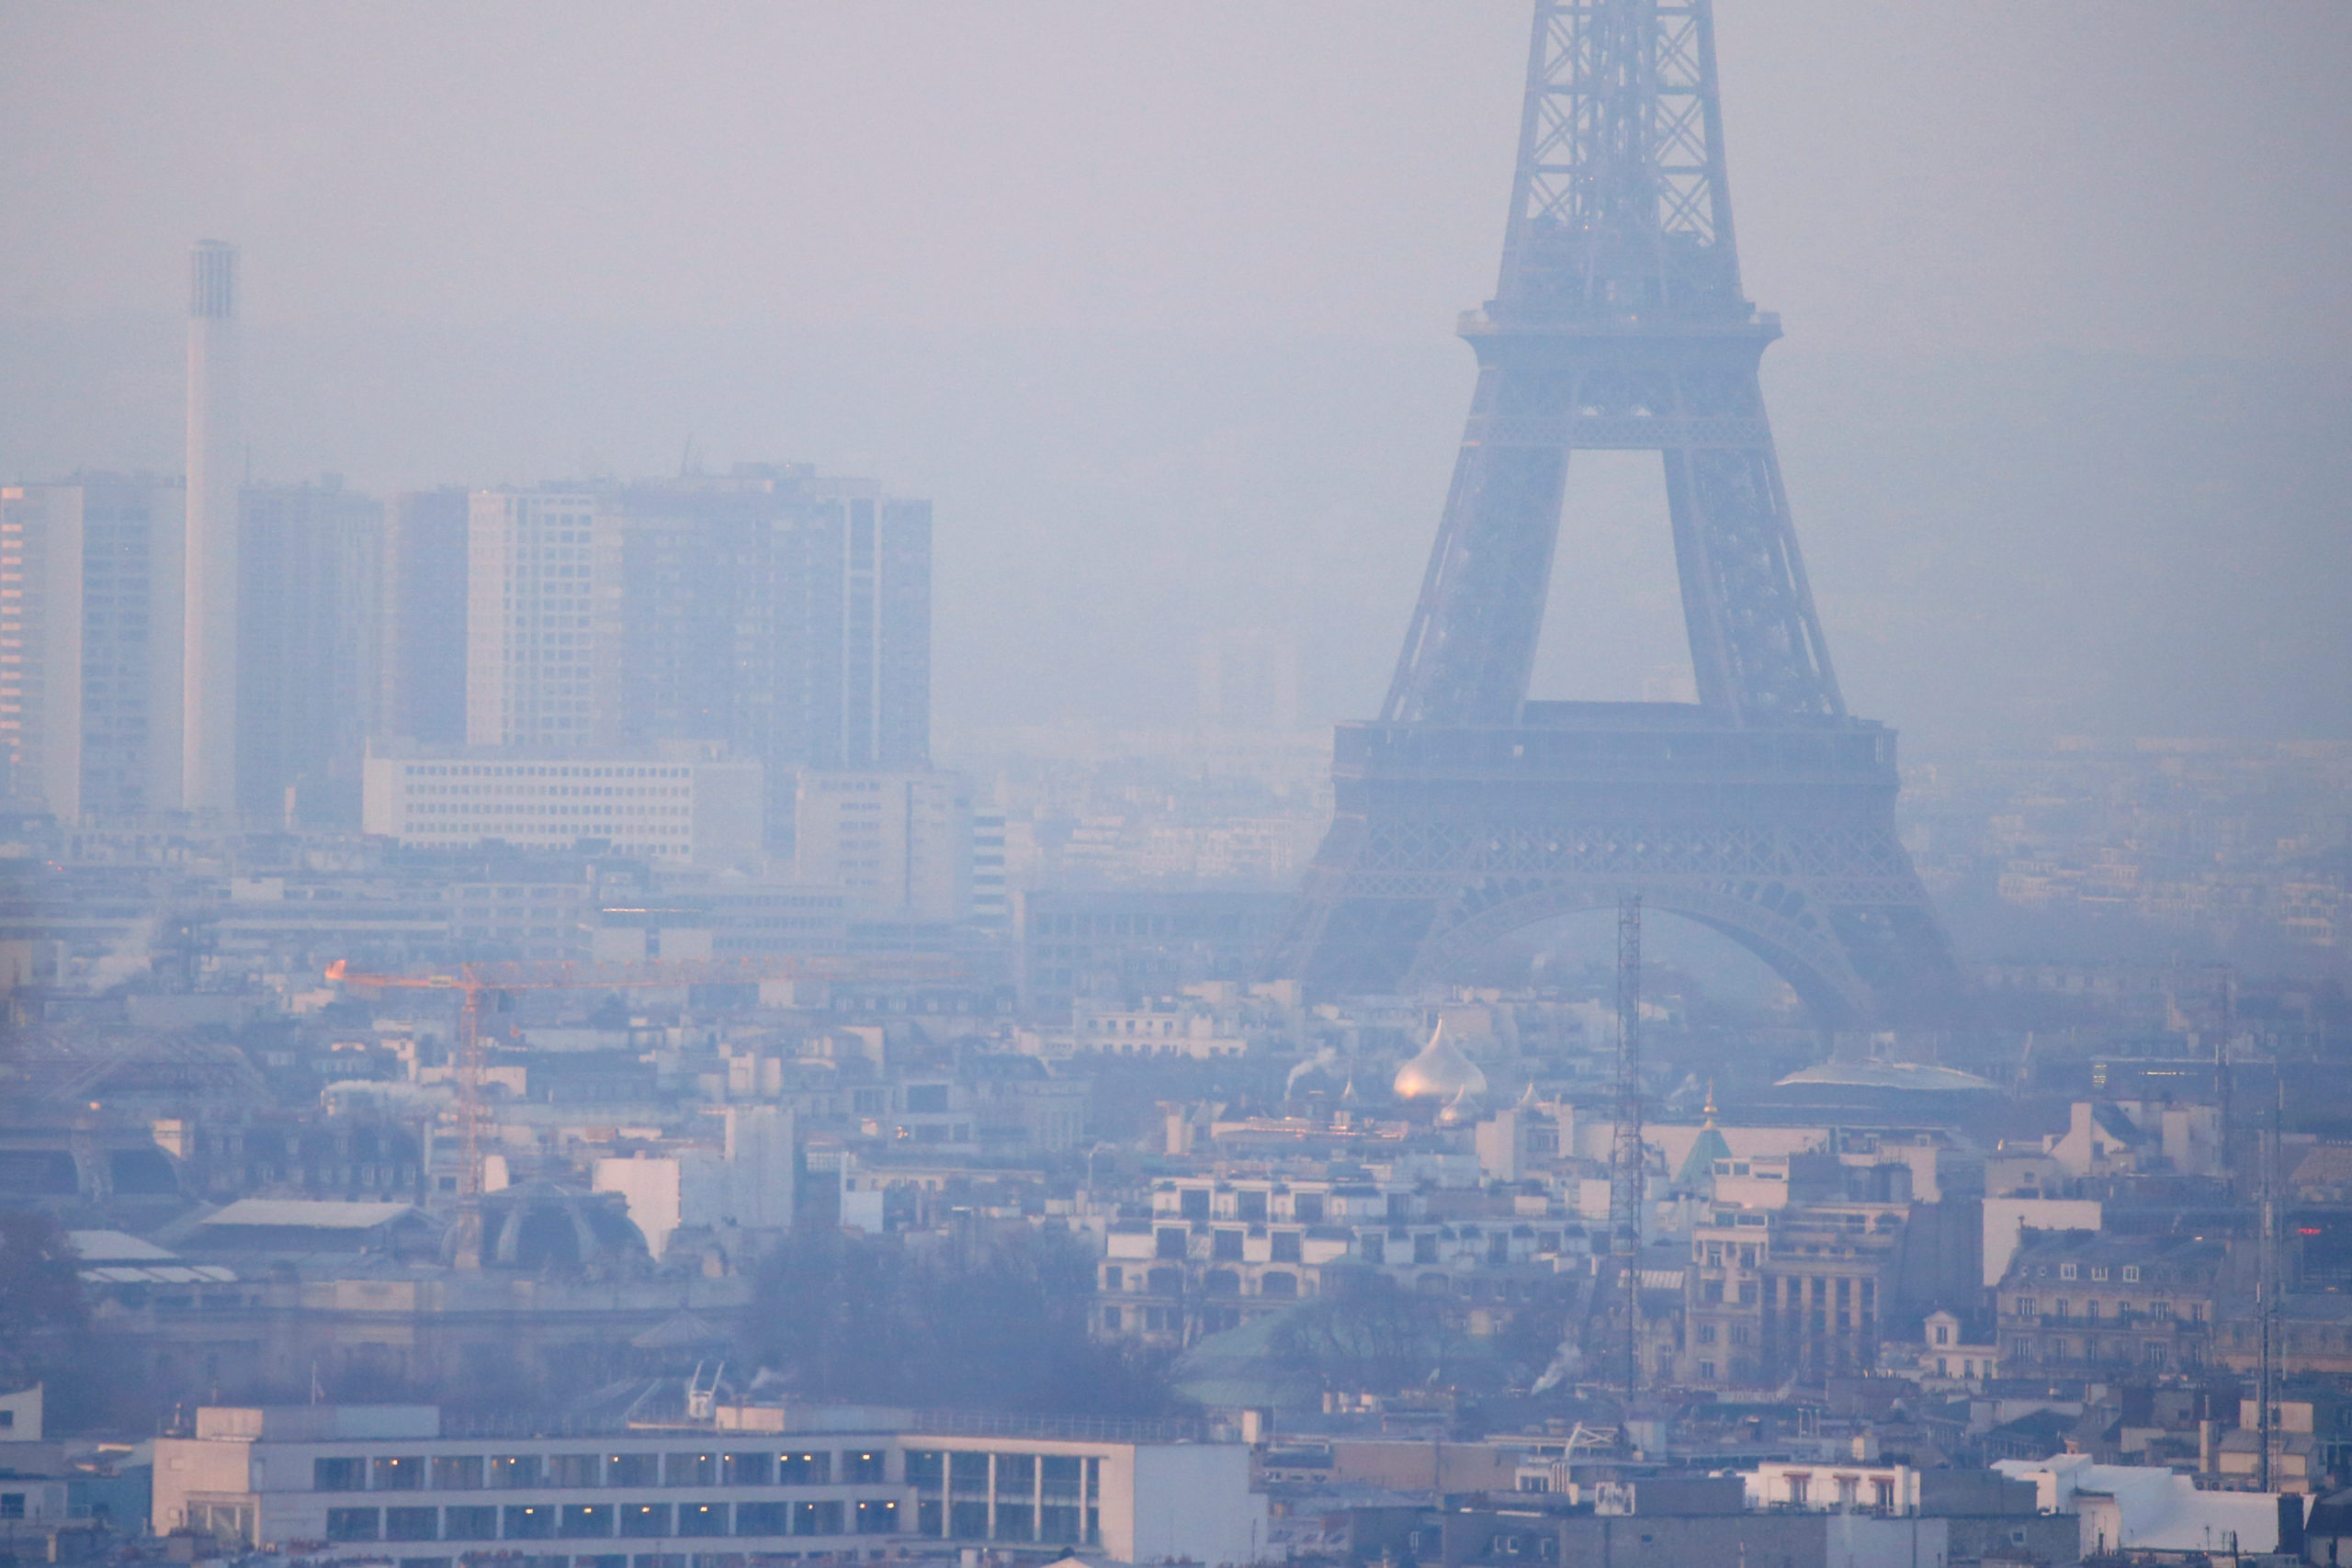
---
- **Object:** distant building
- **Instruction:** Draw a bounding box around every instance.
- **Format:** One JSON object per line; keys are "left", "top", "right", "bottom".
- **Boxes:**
{"left": 361, "top": 746, "right": 763, "bottom": 867}
{"left": 377, "top": 488, "right": 469, "bottom": 747}
{"left": 464, "top": 488, "right": 607, "bottom": 752}
{"left": 1196, "top": 626, "right": 1300, "bottom": 733}
{"left": 152, "top": 1402, "right": 1265, "bottom": 1565}
{"left": 971, "top": 808, "right": 1010, "bottom": 930}
{"left": 1914, "top": 1307, "right": 2003, "bottom": 1389}
{"left": 1994, "top": 1453, "right": 2303, "bottom": 1558}
{"left": 465, "top": 468, "right": 932, "bottom": 847}
{"left": 1015, "top": 888, "right": 1295, "bottom": 1021}
{"left": 591, "top": 1106, "right": 796, "bottom": 1259}
{"left": 237, "top": 479, "right": 383, "bottom": 826}
{"left": 0, "top": 479, "right": 185, "bottom": 819}
{"left": 791, "top": 769, "right": 969, "bottom": 922}
{"left": 1995, "top": 1230, "right": 2222, "bottom": 1376}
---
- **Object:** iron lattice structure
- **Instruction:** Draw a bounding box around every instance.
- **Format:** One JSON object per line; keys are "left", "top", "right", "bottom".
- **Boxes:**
{"left": 1610, "top": 893, "right": 1645, "bottom": 1397}
{"left": 1269, "top": 0, "right": 1959, "bottom": 1027}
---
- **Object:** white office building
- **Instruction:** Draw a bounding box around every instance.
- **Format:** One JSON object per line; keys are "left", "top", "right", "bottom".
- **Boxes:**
{"left": 362, "top": 748, "right": 762, "bottom": 867}
{"left": 153, "top": 1404, "right": 1267, "bottom": 1566}
{"left": 791, "top": 769, "right": 970, "bottom": 922}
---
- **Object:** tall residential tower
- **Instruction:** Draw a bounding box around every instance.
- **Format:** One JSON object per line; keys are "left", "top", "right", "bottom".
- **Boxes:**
{"left": 463, "top": 466, "right": 932, "bottom": 849}
{"left": 0, "top": 479, "right": 186, "bottom": 820}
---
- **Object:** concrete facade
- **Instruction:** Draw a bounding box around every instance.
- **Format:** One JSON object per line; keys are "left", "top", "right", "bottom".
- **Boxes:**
{"left": 0, "top": 479, "right": 185, "bottom": 819}
{"left": 362, "top": 749, "right": 762, "bottom": 868}
{"left": 153, "top": 1405, "right": 1266, "bottom": 1566}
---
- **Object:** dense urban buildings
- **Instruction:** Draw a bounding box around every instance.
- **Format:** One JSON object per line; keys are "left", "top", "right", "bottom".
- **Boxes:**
{"left": 3, "top": 5, "right": 2346, "bottom": 1568}
{"left": 463, "top": 468, "right": 932, "bottom": 848}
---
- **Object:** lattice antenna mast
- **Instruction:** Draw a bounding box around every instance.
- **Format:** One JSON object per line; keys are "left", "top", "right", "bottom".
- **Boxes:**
{"left": 2259, "top": 1075, "right": 2281, "bottom": 1490}
{"left": 1610, "top": 892, "right": 1645, "bottom": 1398}
{"left": 1500, "top": 0, "right": 1741, "bottom": 323}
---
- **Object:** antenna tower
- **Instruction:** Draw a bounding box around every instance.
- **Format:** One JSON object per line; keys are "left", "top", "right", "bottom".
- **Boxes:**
{"left": 2259, "top": 1074, "right": 2281, "bottom": 1490}
{"left": 1610, "top": 891, "right": 1645, "bottom": 1399}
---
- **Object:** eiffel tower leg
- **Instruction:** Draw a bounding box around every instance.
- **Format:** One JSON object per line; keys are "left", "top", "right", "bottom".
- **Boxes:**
{"left": 1384, "top": 400, "right": 1569, "bottom": 727}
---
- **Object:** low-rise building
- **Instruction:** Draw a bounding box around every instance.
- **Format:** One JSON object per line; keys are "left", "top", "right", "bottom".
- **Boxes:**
{"left": 1912, "top": 1307, "right": 2003, "bottom": 1390}
{"left": 153, "top": 1404, "right": 1267, "bottom": 1565}
{"left": 363, "top": 748, "right": 763, "bottom": 868}
{"left": 1994, "top": 1232, "right": 2222, "bottom": 1377}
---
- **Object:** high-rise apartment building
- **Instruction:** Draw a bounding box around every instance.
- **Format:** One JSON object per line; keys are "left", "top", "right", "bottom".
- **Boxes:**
{"left": 464, "top": 467, "right": 931, "bottom": 847}
{"left": 182, "top": 241, "right": 240, "bottom": 817}
{"left": 378, "top": 488, "right": 469, "bottom": 746}
{"left": 0, "top": 479, "right": 186, "bottom": 820}
{"left": 465, "top": 489, "right": 612, "bottom": 751}
{"left": 237, "top": 481, "right": 382, "bottom": 825}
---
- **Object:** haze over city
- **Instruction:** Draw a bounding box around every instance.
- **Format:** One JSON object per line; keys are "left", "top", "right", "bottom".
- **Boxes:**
{"left": 3, "top": 2, "right": 2346, "bottom": 742}
{"left": 2, "top": 7, "right": 2349, "bottom": 1568}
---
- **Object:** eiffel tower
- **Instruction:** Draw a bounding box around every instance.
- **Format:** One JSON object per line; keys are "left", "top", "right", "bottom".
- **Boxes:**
{"left": 1269, "top": 0, "right": 1961, "bottom": 1027}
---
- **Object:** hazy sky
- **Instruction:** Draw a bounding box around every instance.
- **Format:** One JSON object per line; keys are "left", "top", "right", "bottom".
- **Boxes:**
{"left": 6, "top": 2, "right": 2346, "bottom": 356}
{"left": 2, "top": 3, "right": 2346, "bottom": 743}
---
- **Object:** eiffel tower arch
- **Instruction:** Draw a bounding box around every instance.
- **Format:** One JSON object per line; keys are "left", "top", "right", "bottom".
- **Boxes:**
{"left": 1268, "top": 0, "right": 1962, "bottom": 1027}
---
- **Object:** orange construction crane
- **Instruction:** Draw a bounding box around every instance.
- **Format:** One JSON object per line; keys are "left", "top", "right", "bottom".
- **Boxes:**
{"left": 324, "top": 953, "right": 964, "bottom": 1201}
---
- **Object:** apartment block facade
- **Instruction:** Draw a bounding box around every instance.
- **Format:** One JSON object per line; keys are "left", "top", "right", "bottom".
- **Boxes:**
{"left": 464, "top": 468, "right": 931, "bottom": 852}
{"left": 0, "top": 479, "right": 185, "bottom": 820}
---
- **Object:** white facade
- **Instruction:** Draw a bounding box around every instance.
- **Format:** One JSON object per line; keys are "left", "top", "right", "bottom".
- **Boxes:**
{"left": 153, "top": 1404, "right": 1268, "bottom": 1566}
{"left": 0, "top": 482, "right": 185, "bottom": 819}
{"left": 181, "top": 241, "right": 240, "bottom": 818}
{"left": 465, "top": 490, "right": 615, "bottom": 750}
{"left": 1994, "top": 1454, "right": 2302, "bottom": 1557}
{"left": 1745, "top": 1461, "right": 1921, "bottom": 1514}
{"left": 363, "top": 749, "right": 762, "bottom": 866}
{"left": 591, "top": 1107, "right": 795, "bottom": 1258}
{"left": 792, "top": 769, "right": 969, "bottom": 921}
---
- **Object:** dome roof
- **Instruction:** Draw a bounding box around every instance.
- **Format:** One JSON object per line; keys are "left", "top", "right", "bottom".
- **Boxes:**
{"left": 1393, "top": 1021, "right": 1488, "bottom": 1103}
{"left": 1772, "top": 1060, "right": 1997, "bottom": 1093}
{"left": 448, "top": 1181, "right": 650, "bottom": 1270}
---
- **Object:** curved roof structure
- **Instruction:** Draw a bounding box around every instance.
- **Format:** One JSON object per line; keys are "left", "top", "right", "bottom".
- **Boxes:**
{"left": 1392, "top": 1020, "right": 1488, "bottom": 1103}
{"left": 1772, "top": 1060, "right": 1998, "bottom": 1093}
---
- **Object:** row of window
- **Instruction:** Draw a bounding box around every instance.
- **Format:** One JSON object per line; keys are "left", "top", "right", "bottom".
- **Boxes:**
{"left": 322, "top": 1500, "right": 896, "bottom": 1544}
{"left": 910, "top": 1501, "right": 1099, "bottom": 1545}
{"left": 2008, "top": 1298, "right": 2197, "bottom": 1322}
{"left": 1106, "top": 1266, "right": 1303, "bottom": 1298}
{"left": 317, "top": 1453, "right": 883, "bottom": 1493}
{"left": 902, "top": 1452, "right": 1093, "bottom": 1496}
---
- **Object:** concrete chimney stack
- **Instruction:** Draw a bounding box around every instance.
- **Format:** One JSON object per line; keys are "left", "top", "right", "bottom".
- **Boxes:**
{"left": 182, "top": 240, "right": 240, "bottom": 817}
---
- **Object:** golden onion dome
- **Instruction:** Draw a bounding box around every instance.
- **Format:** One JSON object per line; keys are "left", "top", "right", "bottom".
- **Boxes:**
{"left": 1392, "top": 1020, "right": 1488, "bottom": 1103}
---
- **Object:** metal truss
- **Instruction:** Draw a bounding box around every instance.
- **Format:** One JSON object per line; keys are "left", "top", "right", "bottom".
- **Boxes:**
{"left": 1271, "top": 764, "right": 1959, "bottom": 1025}
{"left": 1505, "top": 0, "right": 1739, "bottom": 323}
{"left": 1278, "top": 0, "right": 1957, "bottom": 1024}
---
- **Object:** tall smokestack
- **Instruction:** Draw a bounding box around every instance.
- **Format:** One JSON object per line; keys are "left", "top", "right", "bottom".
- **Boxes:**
{"left": 183, "top": 240, "right": 240, "bottom": 818}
